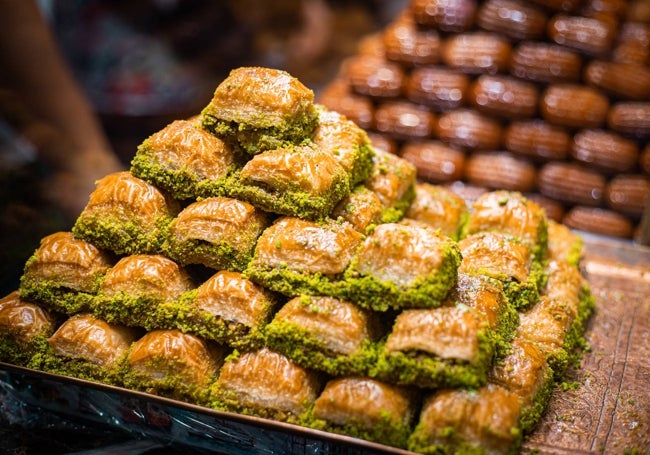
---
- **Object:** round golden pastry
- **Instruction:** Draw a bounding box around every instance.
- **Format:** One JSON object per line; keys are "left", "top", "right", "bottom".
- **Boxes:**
{"left": 476, "top": 0, "right": 548, "bottom": 40}
{"left": 640, "top": 143, "right": 650, "bottom": 175}
{"left": 607, "top": 102, "right": 650, "bottom": 138}
{"left": 465, "top": 151, "right": 536, "bottom": 192}
{"left": 356, "top": 33, "right": 386, "bottom": 58}
{"left": 540, "top": 84, "right": 610, "bottom": 129}
{"left": 436, "top": 108, "right": 503, "bottom": 151}
{"left": 525, "top": 0, "right": 581, "bottom": 12}
{"left": 547, "top": 13, "right": 618, "bottom": 56}
{"left": 509, "top": 41, "right": 582, "bottom": 83}
{"left": 374, "top": 101, "right": 437, "bottom": 141}
{"left": 537, "top": 161, "right": 606, "bottom": 206}
{"left": 469, "top": 74, "right": 539, "bottom": 119}
{"left": 441, "top": 32, "right": 512, "bottom": 75}
{"left": 317, "top": 78, "right": 375, "bottom": 131}
{"left": 405, "top": 66, "right": 470, "bottom": 112}
{"left": 445, "top": 180, "right": 489, "bottom": 204}
{"left": 410, "top": 0, "right": 478, "bottom": 32}
{"left": 605, "top": 174, "right": 650, "bottom": 218}
{"left": 504, "top": 119, "right": 571, "bottom": 161}
{"left": 400, "top": 140, "right": 466, "bottom": 183}
{"left": 383, "top": 12, "right": 441, "bottom": 67}
{"left": 612, "top": 22, "right": 650, "bottom": 65}
{"left": 524, "top": 192, "right": 566, "bottom": 222}
{"left": 342, "top": 55, "right": 405, "bottom": 99}
{"left": 584, "top": 60, "right": 650, "bottom": 101}
{"left": 367, "top": 132, "right": 398, "bottom": 155}
{"left": 570, "top": 129, "right": 640, "bottom": 173}
{"left": 562, "top": 206, "right": 634, "bottom": 239}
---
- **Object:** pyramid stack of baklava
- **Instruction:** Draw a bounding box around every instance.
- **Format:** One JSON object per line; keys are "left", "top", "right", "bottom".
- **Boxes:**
{"left": 0, "top": 66, "right": 594, "bottom": 454}
{"left": 318, "top": 0, "right": 650, "bottom": 242}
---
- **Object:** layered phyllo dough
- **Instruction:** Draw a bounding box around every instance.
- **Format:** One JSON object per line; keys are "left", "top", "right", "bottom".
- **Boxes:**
{"left": 332, "top": 185, "right": 384, "bottom": 233}
{"left": 156, "top": 270, "right": 277, "bottom": 349}
{"left": 212, "top": 347, "right": 321, "bottom": 423}
{"left": 372, "top": 274, "right": 517, "bottom": 389}
{"left": 458, "top": 232, "right": 545, "bottom": 310}
{"left": 517, "top": 260, "right": 594, "bottom": 373}
{"left": 345, "top": 223, "right": 460, "bottom": 311}
{"left": 131, "top": 119, "right": 239, "bottom": 201}
{"left": 124, "top": 329, "right": 224, "bottom": 405}
{"left": 364, "top": 148, "right": 417, "bottom": 223}
{"left": 40, "top": 313, "right": 138, "bottom": 384}
{"left": 405, "top": 183, "right": 468, "bottom": 240}
{"left": 546, "top": 219, "right": 584, "bottom": 266}
{"left": 462, "top": 191, "right": 549, "bottom": 262}
{"left": 201, "top": 67, "right": 319, "bottom": 155}
{"left": 72, "top": 172, "right": 180, "bottom": 255}
{"left": 264, "top": 295, "right": 381, "bottom": 377}
{"left": 226, "top": 144, "right": 351, "bottom": 220}
{"left": 408, "top": 384, "right": 523, "bottom": 455}
{"left": 245, "top": 217, "right": 363, "bottom": 298}
{"left": 92, "top": 255, "right": 195, "bottom": 328}
{"left": 309, "top": 377, "right": 417, "bottom": 449}
{"left": 0, "top": 291, "right": 57, "bottom": 365}
{"left": 162, "top": 197, "right": 269, "bottom": 271}
{"left": 19, "top": 232, "right": 114, "bottom": 314}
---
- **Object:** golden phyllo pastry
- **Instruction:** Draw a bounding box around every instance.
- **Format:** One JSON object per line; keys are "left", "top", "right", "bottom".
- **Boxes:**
{"left": 44, "top": 313, "right": 138, "bottom": 384}
{"left": 245, "top": 216, "right": 363, "bottom": 298}
{"left": 344, "top": 223, "right": 460, "bottom": 311}
{"left": 461, "top": 190, "right": 548, "bottom": 261}
{"left": 212, "top": 347, "right": 321, "bottom": 423}
{"left": 201, "top": 66, "right": 319, "bottom": 155}
{"left": 19, "top": 231, "right": 114, "bottom": 314}
{"left": 408, "top": 384, "right": 523, "bottom": 455}
{"left": 158, "top": 270, "right": 277, "bottom": 348}
{"left": 228, "top": 144, "right": 350, "bottom": 220}
{"left": 93, "top": 254, "right": 195, "bottom": 328}
{"left": 0, "top": 291, "right": 57, "bottom": 365}
{"left": 405, "top": 183, "right": 469, "bottom": 239}
{"left": 264, "top": 295, "right": 381, "bottom": 377}
{"left": 72, "top": 172, "right": 180, "bottom": 256}
{"left": 546, "top": 219, "right": 584, "bottom": 266}
{"left": 131, "top": 119, "right": 238, "bottom": 201}
{"left": 311, "top": 106, "right": 375, "bottom": 187}
{"left": 310, "top": 377, "right": 417, "bottom": 449}
{"left": 364, "top": 148, "right": 417, "bottom": 223}
{"left": 331, "top": 185, "right": 384, "bottom": 233}
{"left": 163, "top": 197, "right": 269, "bottom": 271}
{"left": 374, "top": 274, "right": 515, "bottom": 389}
{"left": 458, "top": 231, "right": 544, "bottom": 310}
{"left": 125, "top": 329, "right": 224, "bottom": 404}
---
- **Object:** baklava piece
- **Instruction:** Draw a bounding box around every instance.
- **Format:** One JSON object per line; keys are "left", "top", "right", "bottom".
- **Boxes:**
{"left": 212, "top": 347, "right": 321, "bottom": 424}
{"left": 404, "top": 183, "right": 469, "bottom": 240}
{"left": 19, "top": 232, "right": 114, "bottom": 314}
{"left": 517, "top": 260, "right": 594, "bottom": 374}
{"left": 331, "top": 185, "right": 384, "bottom": 233}
{"left": 124, "top": 329, "right": 224, "bottom": 405}
{"left": 489, "top": 336, "right": 554, "bottom": 434}
{"left": 201, "top": 66, "right": 319, "bottom": 155}
{"left": 245, "top": 217, "right": 363, "bottom": 298}
{"left": 546, "top": 219, "right": 584, "bottom": 266}
{"left": 130, "top": 119, "right": 239, "bottom": 201}
{"left": 364, "top": 148, "right": 417, "bottom": 223}
{"left": 264, "top": 295, "right": 381, "bottom": 377}
{"left": 72, "top": 172, "right": 180, "bottom": 256}
{"left": 408, "top": 384, "right": 523, "bottom": 455}
{"left": 162, "top": 197, "right": 269, "bottom": 272}
{"left": 373, "top": 274, "right": 516, "bottom": 389}
{"left": 459, "top": 232, "right": 545, "bottom": 310}
{"left": 310, "top": 377, "right": 417, "bottom": 449}
{"left": 159, "top": 270, "right": 277, "bottom": 349}
{"left": 311, "top": 106, "right": 375, "bottom": 187}
{"left": 226, "top": 144, "right": 350, "bottom": 220}
{"left": 461, "top": 190, "right": 549, "bottom": 262}
{"left": 42, "top": 313, "right": 138, "bottom": 384}
{"left": 93, "top": 254, "right": 195, "bottom": 328}
{"left": 344, "top": 223, "right": 460, "bottom": 311}
{"left": 0, "top": 291, "right": 57, "bottom": 366}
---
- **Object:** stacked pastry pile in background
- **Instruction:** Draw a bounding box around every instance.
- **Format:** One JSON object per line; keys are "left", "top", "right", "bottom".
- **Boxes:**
{"left": 0, "top": 67, "right": 594, "bottom": 454}
{"left": 318, "top": 0, "right": 650, "bottom": 241}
